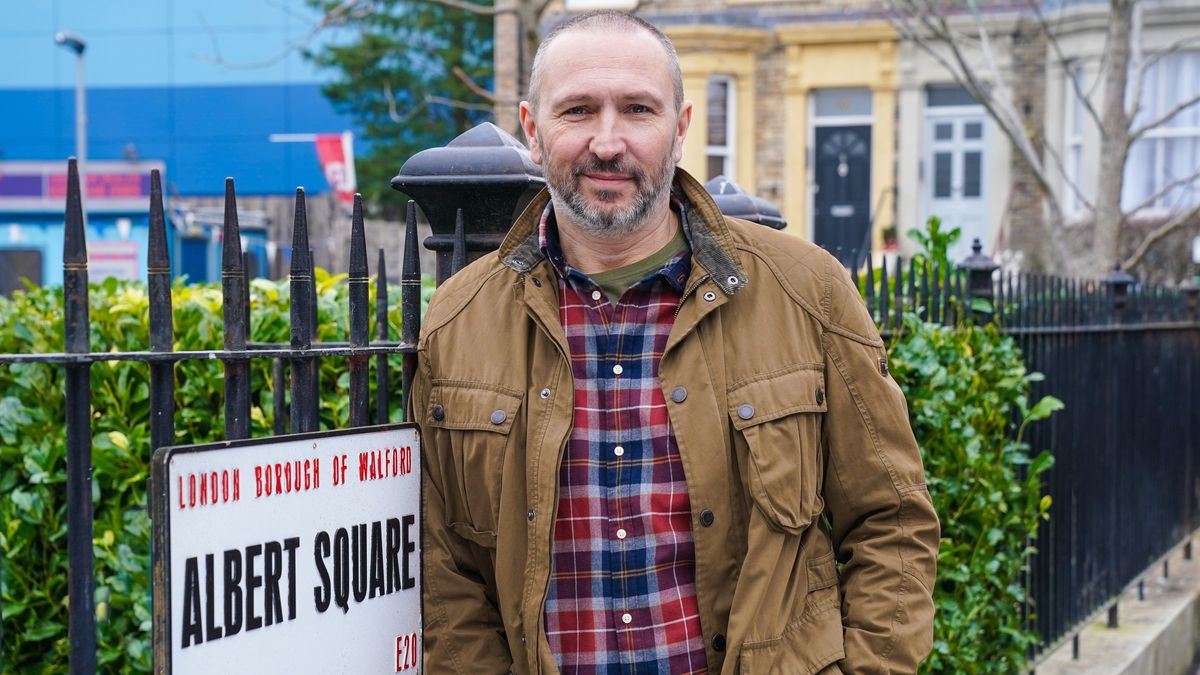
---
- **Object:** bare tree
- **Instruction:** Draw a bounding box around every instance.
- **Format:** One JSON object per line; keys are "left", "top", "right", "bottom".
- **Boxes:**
{"left": 888, "top": 0, "right": 1200, "bottom": 277}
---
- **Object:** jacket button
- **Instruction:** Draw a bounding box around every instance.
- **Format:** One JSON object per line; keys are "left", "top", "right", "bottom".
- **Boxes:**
{"left": 540, "top": 388, "right": 551, "bottom": 399}
{"left": 815, "top": 387, "right": 825, "bottom": 406}
{"left": 711, "top": 633, "right": 726, "bottom": 652}
{"left": 431, "top": 404, "right": 445, "bottom": 421}
{"left": 490, "top": 409, "right": 507, "bottom": 425}
{"left": 699, "top": 509, "right": 714, "bottom": 527}
{"left": 737, "top": 404, "right": 754, "bottom": 420}
{"left": 671, "top": 386, "right": 687, "bottom": 403}
{"left": 879, "top": 358, "right": 889, "bottom": 376}
{"left": 527, "top": 509, "right": 535, "bottom": 521}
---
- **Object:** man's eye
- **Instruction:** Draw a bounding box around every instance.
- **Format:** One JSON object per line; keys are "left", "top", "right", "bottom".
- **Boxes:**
{"left": 627, "top": 104, "right": 651, "bottom": 114}
{"left": 564, "top": 106, "right": 589, "bottom": 116}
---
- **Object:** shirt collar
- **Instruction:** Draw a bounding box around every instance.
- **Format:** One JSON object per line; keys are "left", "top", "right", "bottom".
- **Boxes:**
{"left": 537, "top": 195, "right": 691, "bottom": 294}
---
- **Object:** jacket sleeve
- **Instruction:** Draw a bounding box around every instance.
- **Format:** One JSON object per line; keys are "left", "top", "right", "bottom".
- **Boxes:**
{"left": 820, "top": 273, "right": 940, "bottom": 675}
{"left": 411, "top": 349, "right": 513, "bottom": 674}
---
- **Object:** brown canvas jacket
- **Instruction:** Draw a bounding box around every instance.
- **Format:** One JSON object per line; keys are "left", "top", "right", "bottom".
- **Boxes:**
{"left": 411, "top": 168, "right": 940, "bottom": 675}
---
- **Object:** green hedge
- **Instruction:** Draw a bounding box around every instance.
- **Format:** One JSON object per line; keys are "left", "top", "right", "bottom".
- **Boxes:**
{"left": 0, "top": 272, "right": 430, "bottom": 672}
{"left": 0, "top": 271, "right": 1054, "bottom": 672}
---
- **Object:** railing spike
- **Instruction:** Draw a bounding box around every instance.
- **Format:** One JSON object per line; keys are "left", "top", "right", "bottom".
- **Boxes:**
{"left": 147, "top": 169, "right": 175, "bottom": 455}
{"left": 221, "top": 178, "right": 250, "bottom": 440}
{"left": 401, "top": 200, "right": 422, "bottom": 420}
{"left": 62, "top": 156, "right": 96, "bottom": 673}
{"left": 348, "top": 193, "right": 370, "bottom": 427}
{"left": 290, "top": 188, "right": 318, "bottom": 433}
{"left": 376, "top": 248, "right": 391, "bottom": 425}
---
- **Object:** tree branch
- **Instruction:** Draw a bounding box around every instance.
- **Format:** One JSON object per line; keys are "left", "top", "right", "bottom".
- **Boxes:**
{"left": 451, "top": 66, "right": 520, "bottom": 105}
{"left": 422, "top": 0, "right": 519, "bottom": 16}
{"left": 425, "top": 95, "right": 495, "bottom": 113}
{"left": 1026, "top": 0, "right": 1104, "bottom": 130}
{"left": 1122, "top": 201, "right": 1200, "bottom": 270}
{"left": 195, "top": 0, "right": 374, "bottom": 69}
{"left": 1129, "top": 91, "right": 1200, "bottom": 142}
{"left": 888, "top": 0, "right": 1072, "bottom": 265}
{"left": 1122, "top": 169, "right": 1200, "bottom": 218}
{"left": 383, "top": 82, "right": 429, "bottom": 124}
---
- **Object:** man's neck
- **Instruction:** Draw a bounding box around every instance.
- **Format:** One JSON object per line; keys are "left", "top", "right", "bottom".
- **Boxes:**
{"left": 555, "top": 202, "right": 680, "bottom": 275}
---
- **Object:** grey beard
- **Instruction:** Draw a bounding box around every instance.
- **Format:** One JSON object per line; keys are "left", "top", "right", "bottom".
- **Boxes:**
{"left": 547, "top": 180, "right": 666, "bottom": 238}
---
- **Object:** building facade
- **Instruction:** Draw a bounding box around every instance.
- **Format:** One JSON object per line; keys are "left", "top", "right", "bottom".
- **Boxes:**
{"left": 640, "top": 0, "right": 1200, "bottom": 275}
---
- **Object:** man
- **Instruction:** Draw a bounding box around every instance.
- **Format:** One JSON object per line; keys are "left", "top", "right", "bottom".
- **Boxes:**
{"left": 412, "top": 11, "right": 939, "bottom": 674}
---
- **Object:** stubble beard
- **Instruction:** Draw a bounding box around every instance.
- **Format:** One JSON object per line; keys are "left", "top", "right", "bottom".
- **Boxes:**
{"left": 542, "top": 135, "right": 677, "bottom": 239}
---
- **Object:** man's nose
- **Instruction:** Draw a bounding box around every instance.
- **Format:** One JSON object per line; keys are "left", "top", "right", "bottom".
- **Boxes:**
{"left": 588, "top": 110, "right": 625, "bottom": 161}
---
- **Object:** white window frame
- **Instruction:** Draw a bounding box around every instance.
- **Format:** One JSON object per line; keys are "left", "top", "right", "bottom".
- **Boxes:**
{"left": 705, "top": 75, "right": 737, "bottom": 181}
{"left": 1064, "top": 63, "right": 1087, "bottom": 216}
{"left": 1123, "top": 50, "right": 1200, "bottom": 214}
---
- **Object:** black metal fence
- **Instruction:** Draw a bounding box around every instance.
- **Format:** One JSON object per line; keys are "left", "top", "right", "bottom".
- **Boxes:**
{"left": 849, "top": 244, "right": 1200, "bottom": 664}
{"left": 2, "top": 128, "right": 1199, "bottom": 671}
{"left": 0, "top": 158, "right": 439, "bottom": 674}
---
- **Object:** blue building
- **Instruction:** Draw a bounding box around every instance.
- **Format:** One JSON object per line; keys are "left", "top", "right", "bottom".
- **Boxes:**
{"left": 0, "top": 0, "right": 359, "bottom": 291}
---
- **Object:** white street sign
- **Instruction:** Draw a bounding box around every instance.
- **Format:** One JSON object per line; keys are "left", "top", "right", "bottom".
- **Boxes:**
{"left": 152, "top": 424, "right": 421, "bottom": 674}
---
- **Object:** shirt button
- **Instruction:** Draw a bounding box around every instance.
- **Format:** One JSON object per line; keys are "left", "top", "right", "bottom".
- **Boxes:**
{"left": 612, "top": 364, "right": 623, "bottom": 375}
{"left": 591, "top": 290, "right": 602, "bottom": 301}
{"left": 621, "top": 613, "right": 632, "bottom": 625}
{"left": 614, "top": 446, "right": 625, "bottom": 457}
{"left": 699, "top": 509, "right": 715, "bottom": 527}
{"left": 616, "top": 528, "right": 627, "bottom": 540}
{"left": 671, "top": 386, "right": 687, "bottom": 403}
{"left": 738, "top": 404, "right": 755, "bottom": 420}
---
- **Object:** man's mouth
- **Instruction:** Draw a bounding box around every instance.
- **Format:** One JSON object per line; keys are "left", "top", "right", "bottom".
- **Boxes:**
{"left": 582, "top": 173, "right": 634, "bottom": 186}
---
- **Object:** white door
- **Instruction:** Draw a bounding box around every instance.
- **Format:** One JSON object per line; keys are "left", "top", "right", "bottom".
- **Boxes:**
{"left": 923, "top": 112, "right": 988, "bottom": 261}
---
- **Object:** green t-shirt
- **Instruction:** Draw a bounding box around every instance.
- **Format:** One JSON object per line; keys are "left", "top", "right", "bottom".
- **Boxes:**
{"left": 588, "top": 228, "right": 688, "bottom": 305}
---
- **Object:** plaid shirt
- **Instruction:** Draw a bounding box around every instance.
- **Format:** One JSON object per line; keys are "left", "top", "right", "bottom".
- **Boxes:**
{"left": 540, "top": 203, "right": 709, "bottom": 675}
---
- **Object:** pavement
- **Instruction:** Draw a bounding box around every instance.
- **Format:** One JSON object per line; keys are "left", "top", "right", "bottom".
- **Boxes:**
{"left": 1036, "top": 542, "right": 1200, "bottom": 675}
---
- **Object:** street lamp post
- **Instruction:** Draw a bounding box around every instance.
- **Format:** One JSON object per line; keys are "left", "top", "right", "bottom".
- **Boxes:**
{"left": 55, "top": 30, "right": 88, "bottom": 226}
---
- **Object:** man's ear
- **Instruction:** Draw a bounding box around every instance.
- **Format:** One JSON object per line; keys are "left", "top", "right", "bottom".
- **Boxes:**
{"left": 519, "top": 101, "right": 541, "bottom": 165}
{"left": 673, "top": 100, "right": 693, "bottom": 164}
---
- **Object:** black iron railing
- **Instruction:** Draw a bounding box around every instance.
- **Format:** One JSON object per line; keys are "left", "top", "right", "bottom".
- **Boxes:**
{"left": 845, "top": 241, "right": 1200, "bottom": 665}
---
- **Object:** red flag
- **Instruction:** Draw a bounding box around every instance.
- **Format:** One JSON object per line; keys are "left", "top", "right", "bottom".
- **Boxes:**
{"left": 315, "top": 132, "right": 357, "bottom": 211}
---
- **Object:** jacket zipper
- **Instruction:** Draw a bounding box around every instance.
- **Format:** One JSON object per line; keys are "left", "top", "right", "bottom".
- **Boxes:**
{"left": 675, "top": 272, "right": 712, "bottom": 319}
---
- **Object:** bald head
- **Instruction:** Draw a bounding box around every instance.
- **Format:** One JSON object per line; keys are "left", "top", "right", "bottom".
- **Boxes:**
{"left": 527, "top": 11, "right": 684, "bottom": 114}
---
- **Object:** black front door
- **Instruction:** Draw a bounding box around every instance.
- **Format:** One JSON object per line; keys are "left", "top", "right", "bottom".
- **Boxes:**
{"left": 813, "top": 125, "right": 871, "bottom": 265}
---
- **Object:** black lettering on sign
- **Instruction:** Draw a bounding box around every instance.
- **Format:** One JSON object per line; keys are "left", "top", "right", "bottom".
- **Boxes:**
{"left": 314, "top": 531, "right": 332, "bottom": 612}
{"left": 311, "top": 517, "right": 417, "bottom": 615}
{"left": 182, "top": 557, "right": 203, "bottom": 648}
{"left": 224, "top": 549, "right": 244, "bottom": 636}
{"left": 334, "top": 527, "right": 351, "bottom": 613}
{"left": 284, "top": 537, "right": 300, "bottom": 620}
{"left": 204, "top": 554, "right": 224, "bottom": 642}
{"left": 352, "top": 523, "right": 368, "bottom": 603}
{"left": 369, "top": 520, "right": 385, "bottom": 599}
{"left": 402, "top": 514, "right": 416, "bottom": 590}
{"left": 264, "top": 541, "right": 284, "bottom": 627}
{"left": 245, "top": 544, "right": 263, "bottom": 631}
{"left": 387, "top": 518, "right": 401, "bottom": 594}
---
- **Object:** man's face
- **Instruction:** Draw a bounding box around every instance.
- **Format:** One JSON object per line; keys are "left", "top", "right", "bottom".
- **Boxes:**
{"left": 520, "top": 28, "right": 691, "bottom": 237}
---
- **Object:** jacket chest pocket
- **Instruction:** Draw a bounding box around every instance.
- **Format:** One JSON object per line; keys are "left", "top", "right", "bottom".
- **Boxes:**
{"left": 426, "top": 381, "right": 523, "bottom": 545}
{"left": 728, "top": 366, "right": 827, "bottom": 534}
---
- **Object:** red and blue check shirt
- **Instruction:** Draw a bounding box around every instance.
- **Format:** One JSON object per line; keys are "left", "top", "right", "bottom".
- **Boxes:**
{"left": 540, "top": 203, "right": 709, "bottom": 675}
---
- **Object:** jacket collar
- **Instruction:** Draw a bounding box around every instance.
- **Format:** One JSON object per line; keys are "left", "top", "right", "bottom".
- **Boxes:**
{"left": 498, "top": 167, "right": 747, "bottom": 296}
